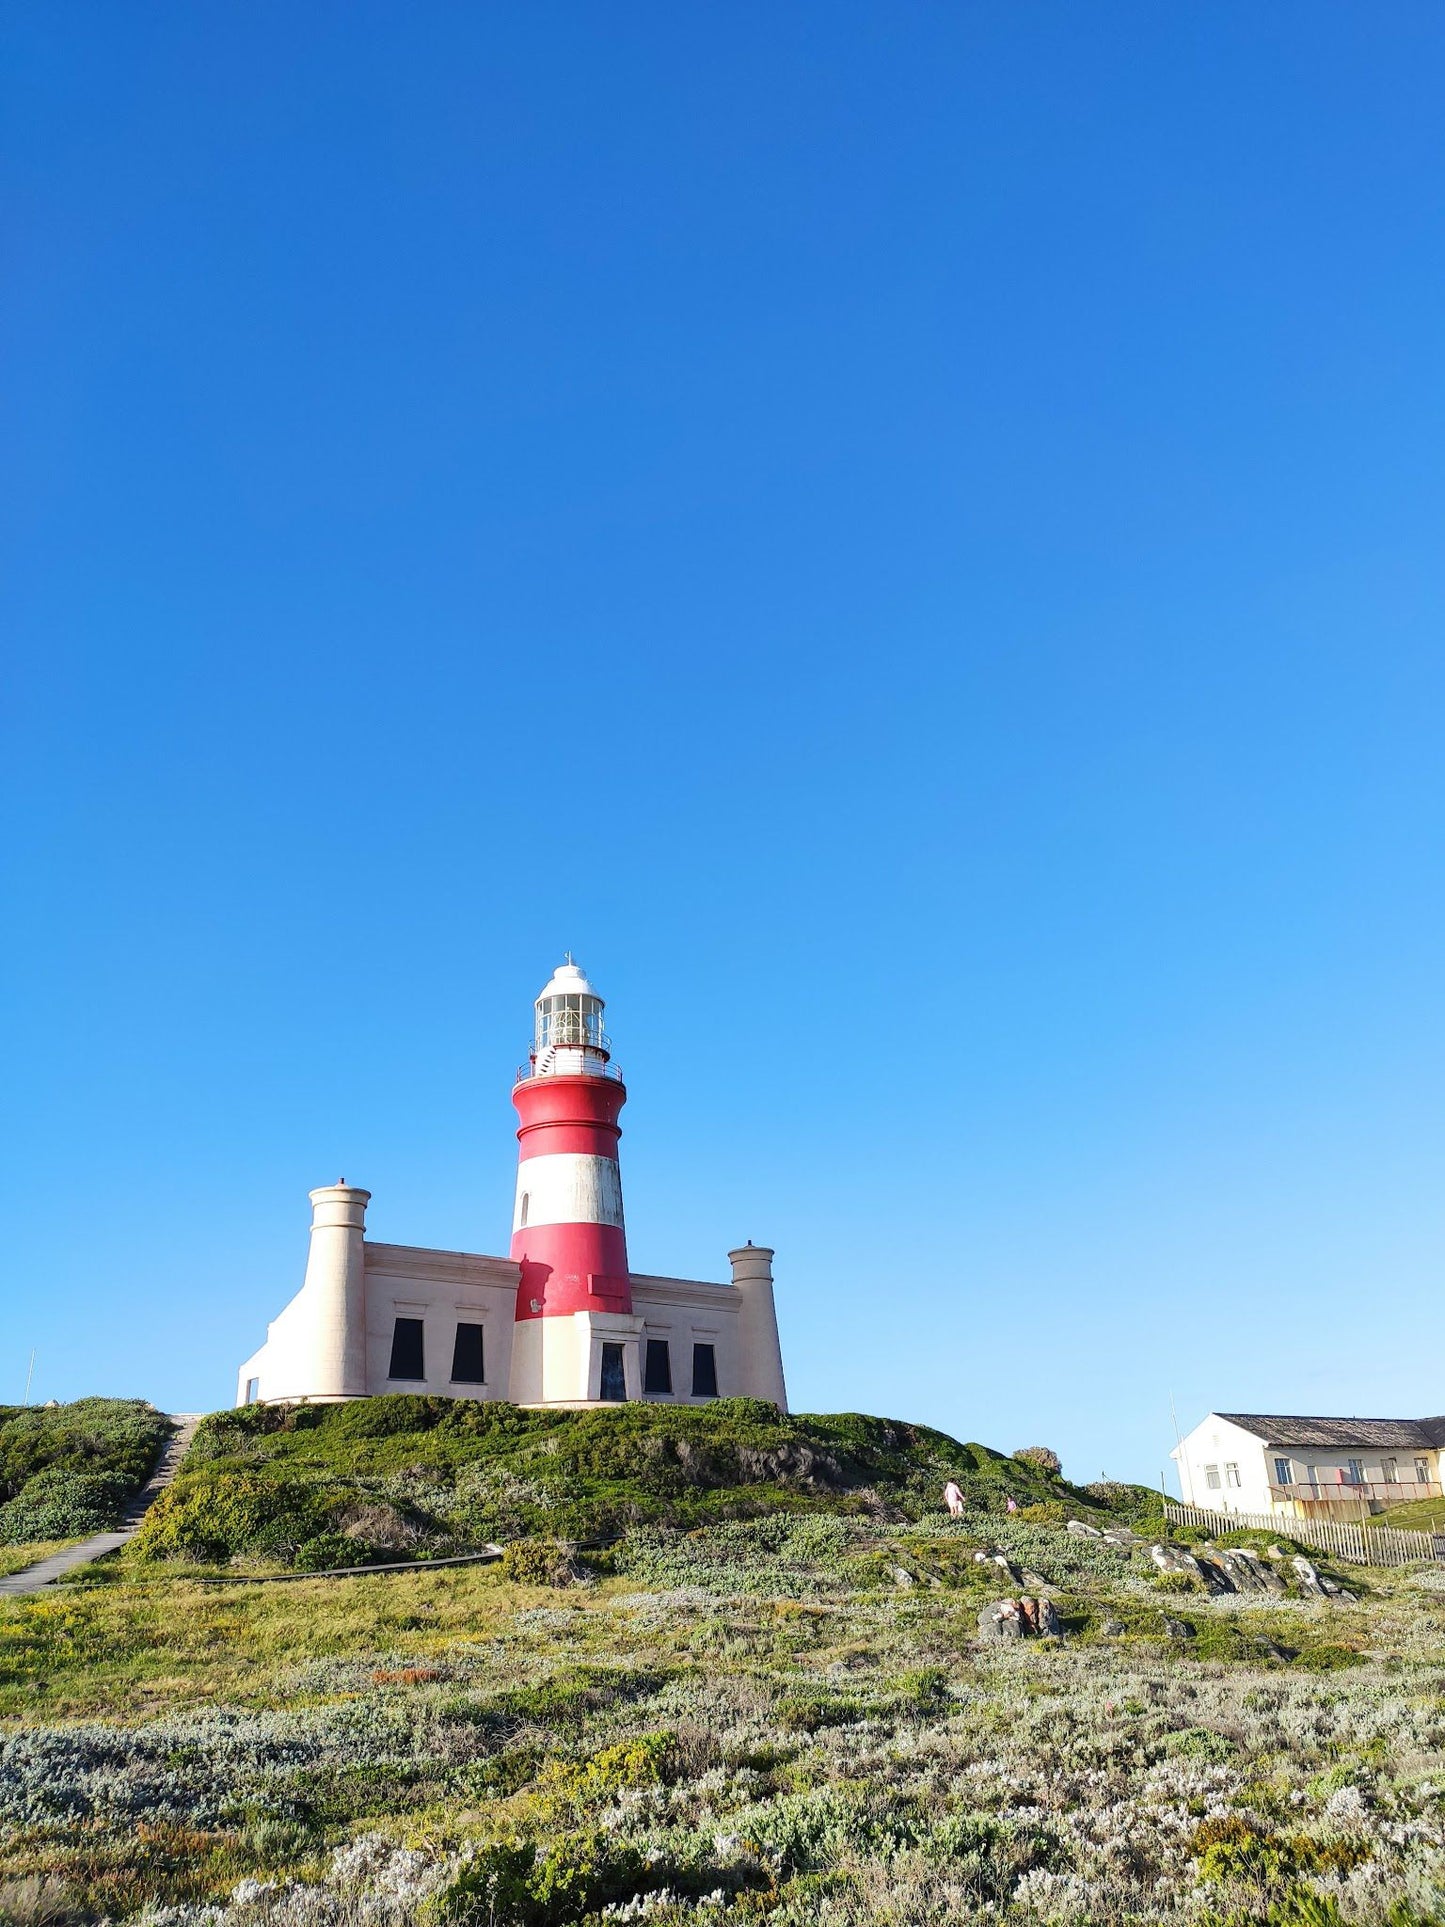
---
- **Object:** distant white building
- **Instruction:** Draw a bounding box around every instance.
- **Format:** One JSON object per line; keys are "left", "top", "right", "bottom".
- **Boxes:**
{"left": 1172, "top": 1412, "right": 1445, "bottom": 1521}
{"left": 236, "top": 962, "right": 788, "bottom": 1413}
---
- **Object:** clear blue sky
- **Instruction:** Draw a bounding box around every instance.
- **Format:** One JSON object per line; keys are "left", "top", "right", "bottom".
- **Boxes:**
{"left": 5, "top": 5, "right": 1445, "bottom": 1488}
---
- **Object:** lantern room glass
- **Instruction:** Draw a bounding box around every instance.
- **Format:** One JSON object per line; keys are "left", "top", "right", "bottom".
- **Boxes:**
{"left": 537, "top": 992, "right": 606, "bottom": 1053}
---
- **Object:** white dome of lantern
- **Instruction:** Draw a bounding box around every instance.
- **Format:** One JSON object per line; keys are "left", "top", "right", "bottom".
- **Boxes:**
{"left": 536, "top": 960, "right": 600, "bottom": 1004}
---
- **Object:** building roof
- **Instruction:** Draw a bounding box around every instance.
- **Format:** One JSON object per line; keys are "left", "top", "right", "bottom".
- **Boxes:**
{"left": 1218, "top": 1412, "right": 1445, "bottom": 1450}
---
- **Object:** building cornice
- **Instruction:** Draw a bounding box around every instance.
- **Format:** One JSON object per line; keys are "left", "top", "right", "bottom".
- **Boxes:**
{"left": 630, "top": 1271, "right": 737, "bottom": 1310}
{"left": 364, "top": 1242, "right": 520, "bottom": 1287}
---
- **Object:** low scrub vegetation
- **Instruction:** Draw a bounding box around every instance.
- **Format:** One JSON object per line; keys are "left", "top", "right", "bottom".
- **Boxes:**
{"left": 133, "top": 1396, "right": 1135, "bottom": 1570}
{"left": 1, "top": 1403, "right": 1430, "bottom": 1925}
{"left": 0, "top": 1399, "right": 169, "bottom": 1545}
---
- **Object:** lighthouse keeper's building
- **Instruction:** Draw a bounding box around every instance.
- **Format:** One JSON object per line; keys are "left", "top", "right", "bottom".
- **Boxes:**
{"left": 235, "top": 963, "right": 789, "bottom": 1412}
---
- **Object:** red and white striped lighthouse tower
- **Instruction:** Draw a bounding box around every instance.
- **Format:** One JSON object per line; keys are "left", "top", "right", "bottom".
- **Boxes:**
{"left": 510, "top": 960, "right": 631, "bottom": 1330}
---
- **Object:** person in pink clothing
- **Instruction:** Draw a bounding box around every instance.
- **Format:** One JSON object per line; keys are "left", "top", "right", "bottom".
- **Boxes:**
{"left": 943, "top": 1480, "right": 965, "bottom": 1518}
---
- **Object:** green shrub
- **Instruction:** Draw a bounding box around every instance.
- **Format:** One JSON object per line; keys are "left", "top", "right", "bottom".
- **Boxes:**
{"left": 1083, "top": 1479, "right": 1167, "bottom": 1527}
{"left": 894, "top": 1666, "right": 951, "bottom": 1712}
{"left": 0, "top": 1466, "right": 131, "bottom": 1542}
{"left": 1153, "top": 1570, "right": 1199, "bottom": 1594}
{"left": 432, "top": 1832, "right": 653, "bottom": 1924}
{"left": 500, "top": 1539, "right": 582, "bottom": 1587}
{"left": 777, "top": 1694, "right": 864, "bottom": 1732}
{"left": 0, "top": 1399, "right": 168, "bottom": 1513}
{"left": 1018, "top": 1500, "right": 1065, "bottom": 1524}
{"left": 293, "top": 1533, "right": 366, "bottom": 1571}
{"left": 133, "top": 1470, "right": 337, "bottom": 1564}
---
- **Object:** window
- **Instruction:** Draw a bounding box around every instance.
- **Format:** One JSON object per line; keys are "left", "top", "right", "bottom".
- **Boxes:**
{"left": 519, "top": 1192, "right": 529, "bottom": 1227}
{"left": 1346, "top": 1459, "right": 1364, "bottom": 1485}
{"left": 244, "top": 1377, "right": 260, "bottom": 1405}
{"left": 643, "top": 1339, "right": 672, "bottom": 1396}
{"left": 1383, "top": 1457, "right": 1399, "bottom": 1483}
{"left": 1224, "top": 1463, "right": 1241, "bottom": 1488}
{"left": 691, "top": 1343, "right": 718, "bottom": 1399}
{"left": 599, "top": 1342, "right": 626, "bottom": 1402}
{"left": 451, "top": 1323, "right": 485, "bottom": 1384}
{"left": 388, "top": 1317, "right": 425, "bottom": 1380}
{"left": 1204, "top": 1464, "right": 1221, "bottom": 1490}
{"left": 1274, "top": 1458, "right": 1292, "bottom": 1485}
{"left": 1417, "top": 1458, "right": 1430, "bottom": 1485}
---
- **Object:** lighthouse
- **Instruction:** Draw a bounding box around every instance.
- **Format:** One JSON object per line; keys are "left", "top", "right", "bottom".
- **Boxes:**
{"left": 235, "top": 956, "right": 788, "bottom": 1411}
{"left": 507, "top": 960, "right": 640, "bottom": 1403}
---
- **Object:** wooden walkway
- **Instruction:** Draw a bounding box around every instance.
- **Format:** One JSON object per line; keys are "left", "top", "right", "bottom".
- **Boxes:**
{"left": 0, "top": 1414, "right": 201, "bottom": 1598}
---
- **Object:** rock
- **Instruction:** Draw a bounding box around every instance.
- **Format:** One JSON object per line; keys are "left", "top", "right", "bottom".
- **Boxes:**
{"left": 978, "top": 1599, "right": 1025, "bottom": 1641}
{"left": 1163, "top": 1617, "right": 1195, "bottom": 1640}
{"left": 1100, "top": 1617, "right": 1125, "bottom": 1636}
{"left": 979, "top": 1596, "right": 1061, "bottom": 1642}
{"left": 1150, "top": 1542, "right": 1234, "bottom": 1593}
{"left": 1101, "top": 1526, "right": 1141, "bottom": 1547}
{"left": 1251, "top": 1635, "right": 1290, "bottom": 1661}
{"left": 1292, "top": 1555, "right": 1329, "bottom": 1598}
{"left": 1192, "top": 1555, "right": 1235, "bottom": 1595}
{"left": 891, "top": 1567, "right": 915, "bottom": 1589}
{"left": 1066, "top": 1519, "right": 1103, "bottom": 1538}
{"left": 1150, "top": 1543, "right": 1218, "bottom": 1588}
{"left": 1216, "top": 1550, "right": 1267, "bottom": 1593}
{"left": 1020, "top": 1570, "right": 1052, "bottom": 1591}
{"left": 990, "top": 1552, "right": 1023, "bottom": 1583}
{"left": 1233, "top": 1551, "right": 1288, "bottom": 1594}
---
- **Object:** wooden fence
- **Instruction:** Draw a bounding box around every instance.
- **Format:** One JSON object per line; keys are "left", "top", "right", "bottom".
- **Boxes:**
{"left": 1163, "top": 1499, "right": 1442, "bottom": 1568}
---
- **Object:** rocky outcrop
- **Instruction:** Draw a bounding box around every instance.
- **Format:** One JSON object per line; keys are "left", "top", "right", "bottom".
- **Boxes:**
{"left": 1149, "top": 1539, "right": 1353, "bottom": 1601}
{"left": 977, "top": 1596, "right": 1061, "bottom": 1642}
{"left": 1291, "top": 1554, "right": 1355, "bottom": 1600}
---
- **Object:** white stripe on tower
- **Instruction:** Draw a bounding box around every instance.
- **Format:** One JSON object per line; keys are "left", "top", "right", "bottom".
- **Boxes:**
{"left": 514, "top": 1152, "right": 624, "bottom": 1232}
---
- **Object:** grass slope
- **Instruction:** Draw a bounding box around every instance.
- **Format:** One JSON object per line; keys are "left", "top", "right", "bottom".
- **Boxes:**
{"left": 0, "top": 1504, "right": 1433, "bottom": 1926}
{"left": 134, "top": 1396, "right": 1150, "bottom": 1570}
{"left": 1369, "top": 1494, "right": 1445, "bottom": 1533}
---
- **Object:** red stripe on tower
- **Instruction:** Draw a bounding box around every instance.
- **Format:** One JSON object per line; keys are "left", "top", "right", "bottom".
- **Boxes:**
{"left": 510, "top": 960, "right": 631, "bottom": 1321}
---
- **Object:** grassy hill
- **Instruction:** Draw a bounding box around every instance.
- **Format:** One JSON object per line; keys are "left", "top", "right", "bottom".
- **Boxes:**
{"left": 0, "top": 1396, "right": 1431, "bottom": 1927}
{"left": 132, "top": 1395, "right": 1151, "bottom": 1570}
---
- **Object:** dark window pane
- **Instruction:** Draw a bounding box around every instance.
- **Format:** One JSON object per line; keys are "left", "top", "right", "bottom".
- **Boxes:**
{"left": 643, "top": 1339, "right": 672, "bottom": 1396}
{"left": 691, "top": 1343, "right": 718, "bottom": 1399}
{"left": 599, "top": 1342, "right": 626, "bottom": 1402}
{"left": 451, "top": 1323, "right": 485, "bottom": 1384}
{"left": 389, "top": 1317, "right": 425, "bottom": 1380}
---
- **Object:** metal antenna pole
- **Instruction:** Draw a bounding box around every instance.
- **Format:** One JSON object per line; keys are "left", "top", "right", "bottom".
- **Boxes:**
{"left": 1169, "top": 1392, "right": 1192, "bottom": 1505}
{"left": 23, "top": 1349, "right": 35, "bottom": 1405}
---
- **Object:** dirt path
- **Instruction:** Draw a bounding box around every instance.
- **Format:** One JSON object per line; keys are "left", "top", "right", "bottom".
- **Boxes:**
{"left": 0, "top": 1413, "right": 202, "bottom": 1597}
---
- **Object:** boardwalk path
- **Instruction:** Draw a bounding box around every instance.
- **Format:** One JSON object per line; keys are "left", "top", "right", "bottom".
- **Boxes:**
{"left": 0, "top": 1413, "right": 202, "bottom": 1598}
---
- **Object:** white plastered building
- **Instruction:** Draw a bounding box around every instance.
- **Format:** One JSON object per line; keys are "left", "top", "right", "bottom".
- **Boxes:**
{"left": 1172, "top": 1412, "right": 1445, "bottom": 1521}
